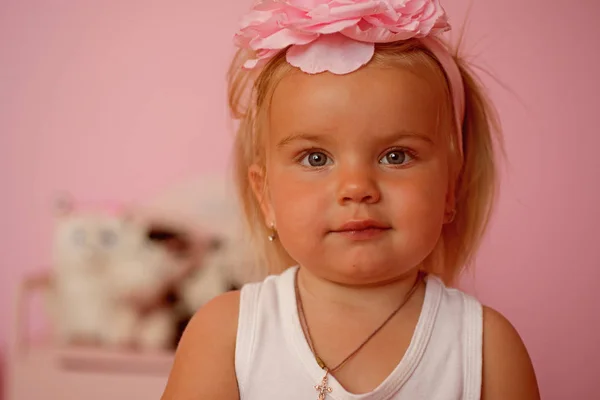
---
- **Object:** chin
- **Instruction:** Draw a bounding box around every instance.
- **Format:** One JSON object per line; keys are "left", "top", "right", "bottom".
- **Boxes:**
{"left": 323, "top": 255, "right": 416, "bottom": 286}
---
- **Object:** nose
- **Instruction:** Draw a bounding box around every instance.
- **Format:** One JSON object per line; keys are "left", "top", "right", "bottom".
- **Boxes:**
{"left": 336, "top": 164, "right": 381, "bottom": 205}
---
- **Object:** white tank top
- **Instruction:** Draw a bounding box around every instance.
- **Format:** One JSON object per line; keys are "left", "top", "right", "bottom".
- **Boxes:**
{"left": 235, "top": 266, "right": 483, "bottom": 400}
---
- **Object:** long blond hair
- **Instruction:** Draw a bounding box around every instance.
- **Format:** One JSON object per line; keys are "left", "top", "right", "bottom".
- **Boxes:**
{"left": 227, "top": 39, "right": 502, "bottom": 286}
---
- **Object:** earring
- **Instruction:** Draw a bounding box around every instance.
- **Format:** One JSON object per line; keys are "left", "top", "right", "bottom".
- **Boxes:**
{"left": 268, "top": 223, "right": 277, "bottom": 242}
{"left": 445, "top": 209, "right": 457, "bottom": 224}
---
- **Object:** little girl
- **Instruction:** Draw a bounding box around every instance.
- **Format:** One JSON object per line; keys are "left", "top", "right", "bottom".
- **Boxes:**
{"left": 162, "top": 1, "right": 540, "bottom": 399}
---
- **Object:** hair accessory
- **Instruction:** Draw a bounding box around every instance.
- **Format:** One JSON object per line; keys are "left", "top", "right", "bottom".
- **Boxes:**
{"left": 234, "top": 0, "right": 465, "bottom": 155}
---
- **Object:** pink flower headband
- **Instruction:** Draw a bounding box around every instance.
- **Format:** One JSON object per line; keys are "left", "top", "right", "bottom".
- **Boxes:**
{"left": 234, "top": 0, "right": 465, "bottom": 154}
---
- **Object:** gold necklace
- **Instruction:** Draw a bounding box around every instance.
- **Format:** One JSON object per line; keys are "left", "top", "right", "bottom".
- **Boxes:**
{"left": 294, "top": 269, "right": 424, "bottom": 400}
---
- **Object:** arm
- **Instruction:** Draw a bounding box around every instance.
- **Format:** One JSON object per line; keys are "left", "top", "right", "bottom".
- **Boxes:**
{"left": 481, "top": 306, "right": 541, "bottom": 400}
{"left": 161, "top": 291, "right": 241, "bottom": 400}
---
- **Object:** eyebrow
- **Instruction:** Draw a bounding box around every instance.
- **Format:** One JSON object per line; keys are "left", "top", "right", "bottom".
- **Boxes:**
{"left": 276, "top": 133, "right": 329, "bottom": 149}
{"left": 276, "top": 130, "right": 434, "bottom": 149}
{"left": 386, "top": 130, "right": 435, "bottom": 145}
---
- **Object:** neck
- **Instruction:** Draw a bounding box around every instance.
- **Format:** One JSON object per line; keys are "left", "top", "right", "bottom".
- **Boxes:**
{"left": 296, "top": 266, "right": 424, "bottom": 315}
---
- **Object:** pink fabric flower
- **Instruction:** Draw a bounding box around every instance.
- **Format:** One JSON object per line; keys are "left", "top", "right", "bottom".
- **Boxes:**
{"left": 234, "top": 0, "right": 451, "bottom": 74}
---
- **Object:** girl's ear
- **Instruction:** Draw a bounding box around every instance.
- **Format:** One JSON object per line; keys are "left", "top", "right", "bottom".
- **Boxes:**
{"left": 444, "top": 176, "right": 457, "bottom": 224}
{"left": 248, "top": 164, "right": 276, "bottom": 227}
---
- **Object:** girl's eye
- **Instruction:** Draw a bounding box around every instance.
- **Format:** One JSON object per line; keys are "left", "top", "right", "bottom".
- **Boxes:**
{"left": 380, "top": 149, "right": 413, "bottom": 165}
{"left": 300, "top": 151, "right": 331, "bottom": 167}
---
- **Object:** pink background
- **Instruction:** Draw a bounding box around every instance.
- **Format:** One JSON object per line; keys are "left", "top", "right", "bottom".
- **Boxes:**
{"left": 1, "top": 1, "right": 599, "bottom": 399}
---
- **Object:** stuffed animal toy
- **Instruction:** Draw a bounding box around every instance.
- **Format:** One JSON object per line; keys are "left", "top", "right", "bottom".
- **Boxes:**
{"left": 49, "top": 197, "right": 129, "bottom": 346}
{"left": 129, "top": 175, "right": 264, "bottom": 344}
{"left": 101, "top": 218, "right": 191, "bottom": 351}
{"left": 49, "top": 196, "right": 195, "bottom": 351}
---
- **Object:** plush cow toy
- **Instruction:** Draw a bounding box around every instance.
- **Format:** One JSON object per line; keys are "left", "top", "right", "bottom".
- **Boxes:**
{"left": 129, "top": 175, "right": 263, "bottom": 344}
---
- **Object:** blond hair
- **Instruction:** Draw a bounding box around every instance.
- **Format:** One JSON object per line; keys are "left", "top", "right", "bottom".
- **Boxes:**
{"left": 227, "top": 39, "right": 502, "bottom": 286}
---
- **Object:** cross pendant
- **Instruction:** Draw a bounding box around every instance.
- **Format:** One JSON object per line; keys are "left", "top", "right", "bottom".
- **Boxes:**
{"left": 314, "top": 370, "right": 333, "bottom": 400}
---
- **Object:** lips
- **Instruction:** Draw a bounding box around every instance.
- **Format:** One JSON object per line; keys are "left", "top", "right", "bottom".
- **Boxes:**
{"left": 331, "top": 220, "right": 391, "bottom": 241}
{"left": 334, "top": 219, "right": 390, "bottom": 232}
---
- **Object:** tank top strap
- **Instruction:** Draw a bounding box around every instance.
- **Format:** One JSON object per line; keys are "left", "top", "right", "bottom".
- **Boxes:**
{"left": 461, "top": 289, "right": 483, "bottom": 399}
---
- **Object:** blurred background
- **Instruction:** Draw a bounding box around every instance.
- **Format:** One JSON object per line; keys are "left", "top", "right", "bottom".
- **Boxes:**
{"left": 1, "top": 0, "right": 599, "bottom": 399}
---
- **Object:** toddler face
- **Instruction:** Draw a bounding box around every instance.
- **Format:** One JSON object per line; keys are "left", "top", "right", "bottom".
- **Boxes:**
{"left": 255, "top": 64, "right": 453, "bottom": 284}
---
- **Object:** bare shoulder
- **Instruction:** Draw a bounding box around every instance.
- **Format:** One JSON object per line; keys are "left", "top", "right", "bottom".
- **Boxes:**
{"left": 161, "top": 290, "right": 241, "bottom": 400}
{"left": 481, "top": 305, "right": 541, "bottom": 400}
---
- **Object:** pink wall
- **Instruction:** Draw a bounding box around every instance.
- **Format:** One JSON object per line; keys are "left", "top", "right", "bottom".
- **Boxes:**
{"left": 1, "top": 1, "right": 598, "bottom": 399}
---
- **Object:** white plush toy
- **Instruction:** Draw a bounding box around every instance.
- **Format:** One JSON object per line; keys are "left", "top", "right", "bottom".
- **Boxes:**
{"left": 49, "top": 197, "right": 191, "bottom": 351}
{"left": 50, "top": 198, "right": 128, "bottom": 346}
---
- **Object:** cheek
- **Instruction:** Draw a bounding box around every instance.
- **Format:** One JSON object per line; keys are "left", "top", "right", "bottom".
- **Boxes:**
{"left": 387, "top": 169, "right": 448, "bottom": 238}
{"left": 267, "top": 168, "right": 330, "bottom": 254}
{"left": 269, "top": 172, "right": 327, "bottom": 227}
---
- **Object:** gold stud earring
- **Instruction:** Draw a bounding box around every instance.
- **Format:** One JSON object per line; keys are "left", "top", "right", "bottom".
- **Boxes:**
{"left": 446, "top": 209, "right": 457, "bottom": 224}
{"left": 268, "top": 223, "right": 277, "bottom": 242}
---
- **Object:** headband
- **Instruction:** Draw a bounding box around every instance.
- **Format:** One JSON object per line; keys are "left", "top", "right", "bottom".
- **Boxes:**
{"left": 234, "top": 0, "right": 465, "bottom": 155}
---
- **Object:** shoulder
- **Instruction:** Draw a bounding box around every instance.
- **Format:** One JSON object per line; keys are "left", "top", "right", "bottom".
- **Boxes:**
{"left": 161, "top": 290, "right": 241, "bottom": 400}
{"left": 481, "top": 305, "right": 541, "bottom": 400}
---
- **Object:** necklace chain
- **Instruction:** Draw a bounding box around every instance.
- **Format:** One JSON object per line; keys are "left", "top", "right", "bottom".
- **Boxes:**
{"left": 295, "top": 269, "right": 424, "bottom": 374}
